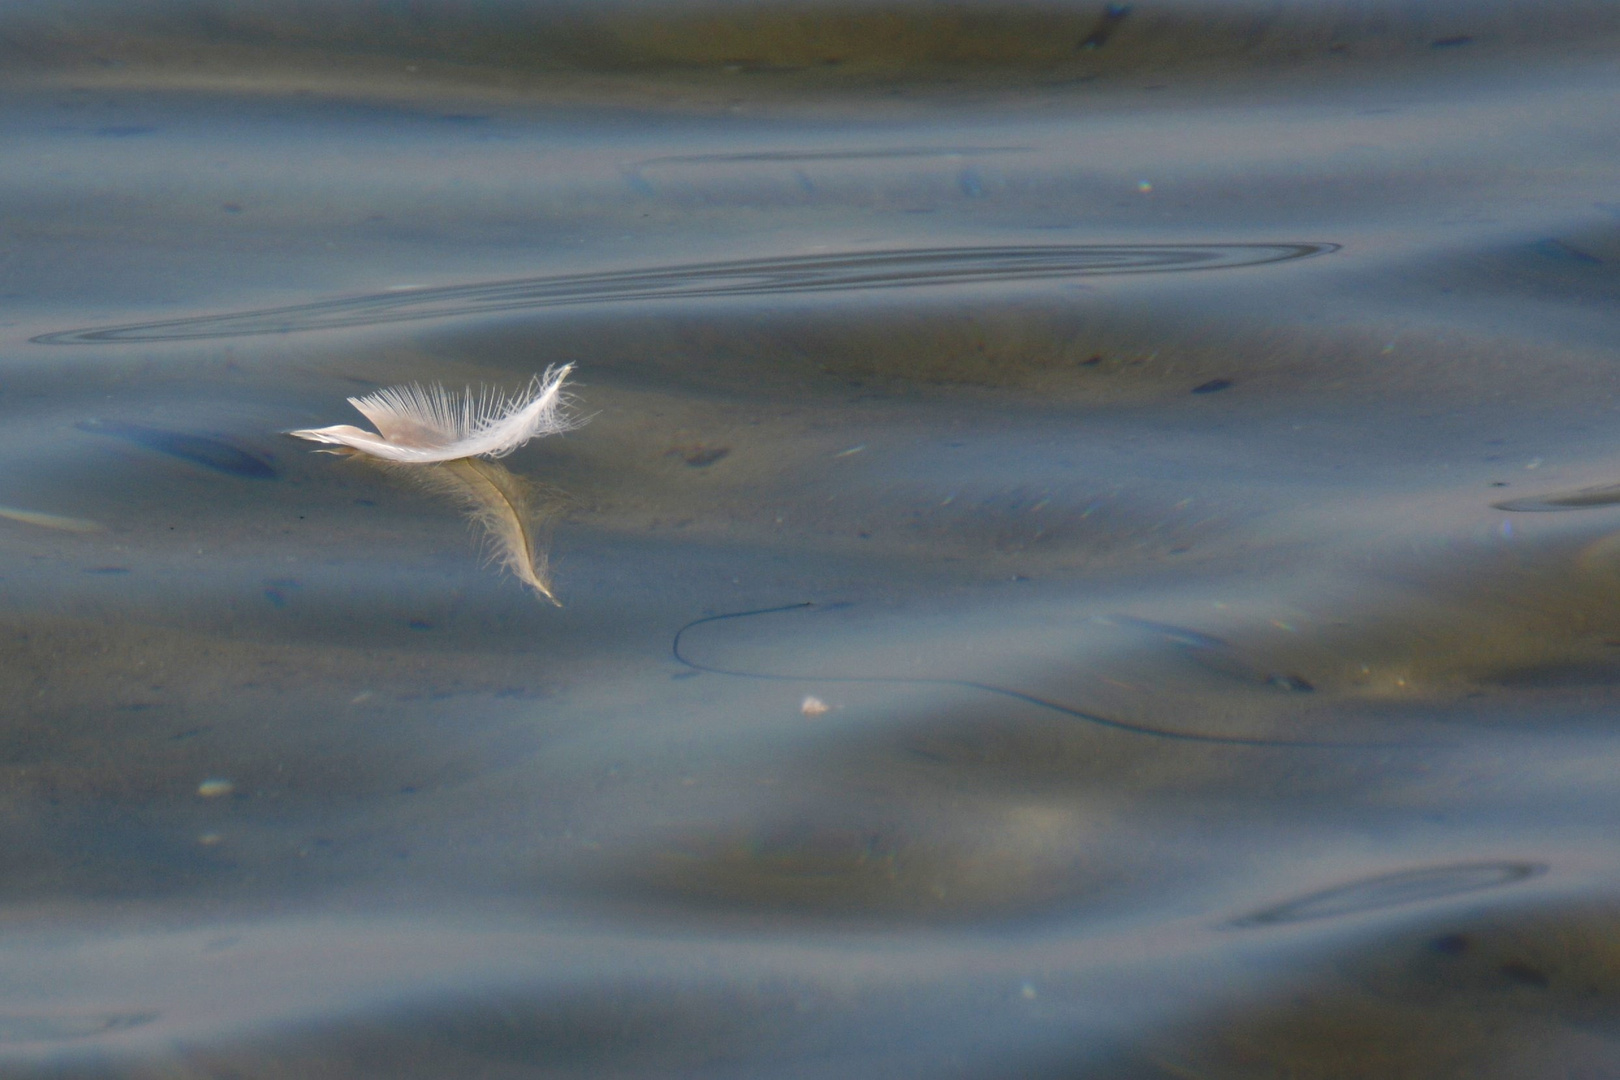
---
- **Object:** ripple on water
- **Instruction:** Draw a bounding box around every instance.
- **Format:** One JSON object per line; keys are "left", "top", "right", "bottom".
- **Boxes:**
{"left": 1232, "top": 861, "right": 1546, "bottom": 928}
{"left": 31, "top": 243, "right": 1337, "bottom": 344}
{"left": 1494, "top": 482, "right": 1620, "bottom": 512}
{"left": 0, "top": 1012, "right": 157, "bottom": 1044}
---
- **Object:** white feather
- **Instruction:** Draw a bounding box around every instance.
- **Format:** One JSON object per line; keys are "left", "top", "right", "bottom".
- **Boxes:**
{"left": 289, "top": 364, "right": 579, "bottom": 462}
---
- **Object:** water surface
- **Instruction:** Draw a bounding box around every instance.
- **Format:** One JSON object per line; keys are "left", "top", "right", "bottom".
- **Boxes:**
{"left": 5, "top": 2, "right": 1620, "bottom": 1076}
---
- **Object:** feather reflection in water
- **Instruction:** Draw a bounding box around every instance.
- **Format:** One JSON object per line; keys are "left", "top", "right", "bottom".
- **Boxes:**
{"left": 380, "top": 456, "right": 564, "bottom": 605}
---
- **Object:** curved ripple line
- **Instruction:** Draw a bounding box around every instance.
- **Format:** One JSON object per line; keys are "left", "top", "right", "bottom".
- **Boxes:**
{"left": 1232, "top": 861, "right": 1546, "bottom": 927}
{"left": 33, "top": 243, "right": 1338, "bottom": 345}
{"left": 672, "top": 602, "right": 1407, "bottom": 749}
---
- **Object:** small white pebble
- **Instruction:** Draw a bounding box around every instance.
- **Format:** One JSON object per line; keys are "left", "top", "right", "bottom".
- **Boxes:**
{"left": 800, "top": 695, "right": 830, "bottom": 717}
{"left": 197, "top": 779, "right": 235, "bottom": 798}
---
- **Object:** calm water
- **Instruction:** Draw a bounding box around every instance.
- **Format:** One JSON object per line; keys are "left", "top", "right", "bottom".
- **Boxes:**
{"left": 4, "top": 2, "right": 1620, "bottom": 1076}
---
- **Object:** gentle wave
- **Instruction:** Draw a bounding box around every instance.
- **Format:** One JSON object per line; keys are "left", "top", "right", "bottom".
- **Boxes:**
{"left": 33, "top": 243, "right": 1337, "bottom": 344}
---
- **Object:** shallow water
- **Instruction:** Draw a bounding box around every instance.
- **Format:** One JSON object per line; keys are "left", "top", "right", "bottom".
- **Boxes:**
{"left": 5, "top": 1, "right": 1620, "bottom": 1076}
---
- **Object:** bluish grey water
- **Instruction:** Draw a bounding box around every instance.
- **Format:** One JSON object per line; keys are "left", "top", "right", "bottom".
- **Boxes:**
{"left": 5, "top": 2, "right": 1620, "bottom": 1076}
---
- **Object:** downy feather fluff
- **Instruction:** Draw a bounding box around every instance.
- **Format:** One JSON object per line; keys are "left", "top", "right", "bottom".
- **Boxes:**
{"left": 289, "top": 364, "right": 577, "bottom": 462}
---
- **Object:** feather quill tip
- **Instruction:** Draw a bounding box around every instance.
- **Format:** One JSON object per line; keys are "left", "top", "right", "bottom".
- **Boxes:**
{"left": 289, "top": 364, "right": 580, "bottom": 463}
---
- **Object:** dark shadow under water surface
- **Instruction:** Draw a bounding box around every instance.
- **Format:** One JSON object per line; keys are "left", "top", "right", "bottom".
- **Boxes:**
{"left": 4, "top": 1, "right": 1620, "bottom": 1076}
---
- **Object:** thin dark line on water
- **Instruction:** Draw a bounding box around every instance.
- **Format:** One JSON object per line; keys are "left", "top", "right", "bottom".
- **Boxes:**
{"left": 1494, "top": 481, "right": 1620, "bottom": 512}
{"left": 635, "top": 146, "right": 1033, "bottom": 166}
{"left": 671, "top": 602, "right": 1407, "bottom": 749}
{"left": 33, "top": 242, "right": 1339, "bottom": 345}
{"left": 1230, "top": 861, "right": 1546, "bottom": 927}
